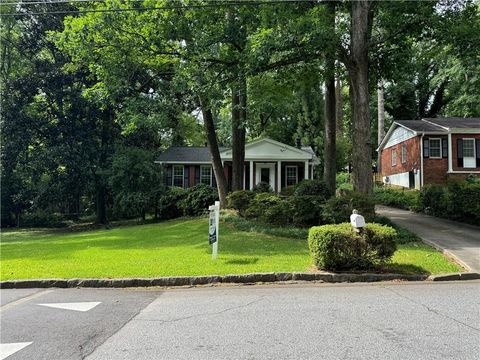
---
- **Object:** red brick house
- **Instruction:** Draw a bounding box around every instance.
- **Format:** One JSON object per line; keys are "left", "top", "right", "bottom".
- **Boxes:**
{"left": 156, "top": 138, "right": 319, "bottom": 192}
{"left": 377, "top": 118, "right": 480, "bottom": 189}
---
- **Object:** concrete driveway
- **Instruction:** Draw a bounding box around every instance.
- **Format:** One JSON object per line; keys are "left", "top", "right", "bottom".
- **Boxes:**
{"left": 376, "top": 206, "right": 480, "bottom": 272}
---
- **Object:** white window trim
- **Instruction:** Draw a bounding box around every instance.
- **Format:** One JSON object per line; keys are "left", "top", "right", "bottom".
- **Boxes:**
{"left": 462, "top": 138, "right": 476, "bottom": 168}
{"left": 429, "top": 138, "right": 442, "bottom": 159}
{"left": 401, "top": 144, "right": 407, "bottom": 164}
{"left": 285, "top": 165, "right": 298, "bottom": 186}
{"left": 391, "top": 148, "right": 397, "bottom": 166}
{"left": 200, "top": 165, "right": 213, "bottom": 186}
{"left": 172, "top": 165, "right": 184, "bottom": 187}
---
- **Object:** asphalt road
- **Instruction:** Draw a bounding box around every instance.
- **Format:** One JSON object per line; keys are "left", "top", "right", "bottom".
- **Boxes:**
{"left": 1, "top": 282, "right": 479, "bottom": 360}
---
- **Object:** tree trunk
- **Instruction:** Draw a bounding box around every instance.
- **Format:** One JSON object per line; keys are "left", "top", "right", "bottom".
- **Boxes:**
{"left": 335, "top": 78, "right": 343, "bottom": 137}
{"left": 323, "top": 2, "right": 336, "bottom": 195}
{"left": 347, "top": 0, "right": 373, "bottom": 194}
{"left": 199, "top": 96, "right": 228, "bottom": 208}
{"left": 231, "top": 77, "right": 246, "bottom": 191}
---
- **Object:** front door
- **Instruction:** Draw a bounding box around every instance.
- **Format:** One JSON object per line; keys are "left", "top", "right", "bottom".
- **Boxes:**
{"left": 255, "top": 163, "right": 275, "bottom": 190}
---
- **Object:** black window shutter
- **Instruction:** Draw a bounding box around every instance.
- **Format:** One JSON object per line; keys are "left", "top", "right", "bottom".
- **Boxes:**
{"left": 195, "top": 166, "right": 200, "bottom": 185}
{"left": 476, "top": 139, "right": 480, "bottom": 167}
{"left": 166, "top": 165, "right": 172, "bottom": 187}
{"left": 423, "top": 138, "right": 430, "bottom": 158}
{"left": 442, "top": 138, "right": 448, "bottom": 158}
{"left": 457, "top": 139, "right": 464, "bottom": 168}
{"left": 184, "top": 166, "right": 189, "bottom": 188}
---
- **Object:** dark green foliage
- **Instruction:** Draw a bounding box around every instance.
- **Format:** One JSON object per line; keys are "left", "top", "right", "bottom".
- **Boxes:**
{"left": 419, "top": 182, "right": 480, "bottom": 225}
{"left": 244, "top": 193, "right": 281, "bottom": 220}
{"left": 322, "top": 191, "right": 376, "bottom": 224}
{"left": 227, "top": 190, "right": 255, "bottom": 216}
{"left": 179, "top": 184, "right": 219, "bottom": 216}
{"left": 279, "top": 185, "right": 296, "bottom": 197}
{"left": 158, "top": 187, "right": 187, "bottom": 220}
{"left": 20, "top": 211, "right": 68, "bottom": 228}
{"left": 253, "top": 182, "right": 273, "bottom": 193}
{"left": 288, "top": 196, "right": 325, "bottom": 227}
{"left": 419, "top": 185, "right": 448, "bottom": 217}
{"left": 264, "top": 201, "right": 293, "bottom": 226}
{"left": 308, "top": 223, "right": 397, "bottom": 271}
{"left": 373, "top": 187, "right": 420, "bottom": 211}
{"left": 294, "top": 179, "right": 332, "bottom": 199}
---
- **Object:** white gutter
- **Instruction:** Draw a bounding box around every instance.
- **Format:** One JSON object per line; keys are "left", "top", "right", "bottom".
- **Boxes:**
{"left": 447, "top": 133, "right": 453, "bottom": 172}
{"left": 420, "top": 133, "right": 424, "bottom": 188}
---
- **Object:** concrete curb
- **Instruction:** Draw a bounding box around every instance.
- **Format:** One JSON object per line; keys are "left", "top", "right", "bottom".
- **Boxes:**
{"left": 2, "top": 271, "right": 478, "bottom": 289}
{"left": 0, "top": 272, "right": 427, "bottom": 289}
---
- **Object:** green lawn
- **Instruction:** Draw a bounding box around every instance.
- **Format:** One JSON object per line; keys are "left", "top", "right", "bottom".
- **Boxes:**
{"left": 0, "top": 218, "right": 461, "bottom": 280}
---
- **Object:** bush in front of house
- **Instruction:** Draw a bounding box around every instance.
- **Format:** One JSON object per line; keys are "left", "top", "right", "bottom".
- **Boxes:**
{"left": 288, "top": 195, "right": 325, "bottom": 227}
{"left": 158, "top": 187, "right": 187, "bottom": 219}
{"left": 322, "top": 191, "right": 375, "bottom": 224}
{"left": 253, "top": 182, "right": 273, "bottom": 193}
{"left": 244, "top": 193, "right": 282, "bottom": 220}
{"left": 308, "top": 223, "right": 397, "bottom": 271}
{"left": 227, "top": 190, "right": 255, "bottom": 217}
{"left": 419, "top": 185, "right": 447, "bottom": 217}
{"left": 294, "top": 179, "right": 332, "bottom": 199}
{"left": 279, "top": 185, "right": 296, "bottom": 197}
{"left": 264, "top": 200, "right": 293, "bottom": 226}
{"left": 373, "top": 187, "right": 420, "bottom": 211}
{"left": 179, "top": 184, "right": 219, "bottom": 216}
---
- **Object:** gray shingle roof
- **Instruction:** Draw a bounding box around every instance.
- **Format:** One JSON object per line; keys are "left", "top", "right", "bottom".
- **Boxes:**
{"left": 395, "top": 120, "right": 446, "bottom": 132}
{"left": 157, "top": 146, "right": 228, "bottom": 163}
{"left": 424, "top": 118, "right": 480, "bottom": 129}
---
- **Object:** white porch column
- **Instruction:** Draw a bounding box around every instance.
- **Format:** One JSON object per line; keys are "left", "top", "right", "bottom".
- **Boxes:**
{"left": 277, "top": 161, "right": 281, "bottom": 192}
{"left": 447, "top": 133, "right": 453, "bottom": 172}
{"left": 249, "top": 161, "right": 254, "bottom": 190}
{"left": 304, "top": 161, "right": 309, "bottom": 180}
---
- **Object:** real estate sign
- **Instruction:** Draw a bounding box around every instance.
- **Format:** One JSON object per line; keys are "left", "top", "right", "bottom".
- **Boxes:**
{"left": 208, "top": 201, "right": 220, "bottom": 260}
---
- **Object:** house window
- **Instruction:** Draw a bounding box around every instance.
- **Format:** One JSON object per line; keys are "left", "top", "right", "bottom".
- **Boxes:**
{"left": 200, "top": 166, "right": 212, "bottom": 185}
{"left": 391, "top": 148, "right": 397, "bottom": 166}
{"left": 172, "top": 165, "right": 184, "bottom": 187}
{"left": 286, "top": 166, "right": 298, "bottom": 186}
{"left": 463, "top": 138, "right": 476, "bottom": 168}
{"left": 429, "top": 138, "right": 441, "bottom": 158}
{"left": 401, "top": 144, "right": 407, "bottom": 164}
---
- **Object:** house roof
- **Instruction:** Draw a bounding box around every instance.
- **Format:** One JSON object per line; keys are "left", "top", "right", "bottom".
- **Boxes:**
{"left": 378, "top": 118, "right": 480, "bottom": 151}
{"left": 156, "top": 146, "right": 228, "bottom": 163}
{"left": 156, "top": 138, "right": 318, "bottom": 163}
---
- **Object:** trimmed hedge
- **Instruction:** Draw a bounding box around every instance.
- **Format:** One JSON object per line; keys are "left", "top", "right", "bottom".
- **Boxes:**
{"left": 308, "top": 223, "right": 397, "bottom": 271}
{"left": 180, "top": 184, "right": 219, "bottom": 216}
{"left": 245, "top": 193, "right": 282, "bottom": 220}
{"left": 420, "top": 182, "right": 480, "bottom": 225}
{"left": 374, "top": 187, "right": 420, "bottom": 211}
{"left": 227, "top": 190, "right": 255, "bottom": 217}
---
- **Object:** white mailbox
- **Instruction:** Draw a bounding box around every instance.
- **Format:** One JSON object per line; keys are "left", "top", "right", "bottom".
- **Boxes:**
{"left": 350, "top": 209, "right": 365, "bottom": 231}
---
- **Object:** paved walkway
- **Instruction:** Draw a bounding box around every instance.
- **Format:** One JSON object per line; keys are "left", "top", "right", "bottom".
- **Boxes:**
{"left": 376, "top": 206, "right": 480, "bottom": 272}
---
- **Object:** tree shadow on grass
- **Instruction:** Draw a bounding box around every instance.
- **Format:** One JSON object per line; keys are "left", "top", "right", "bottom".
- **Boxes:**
{"left": 380, "top": 263, "right": 430, "bottom": 275}
{"left": 223, "top": 258, "right": 259, "bottom": 265}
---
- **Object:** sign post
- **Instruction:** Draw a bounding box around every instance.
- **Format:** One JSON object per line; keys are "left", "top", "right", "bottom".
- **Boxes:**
{"left": 208, "top": 201, "right": 220, "bottom": 260}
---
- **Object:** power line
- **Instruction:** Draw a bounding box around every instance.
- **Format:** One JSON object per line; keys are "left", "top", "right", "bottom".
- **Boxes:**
{"left": 0, "top": 0, "right": 317, "bottom": 16}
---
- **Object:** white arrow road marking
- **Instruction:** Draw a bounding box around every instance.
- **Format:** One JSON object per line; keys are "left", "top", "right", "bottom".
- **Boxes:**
{"left": 38, "top": 302, "right": 101, "bottom": 312}
{"left": 0, "top": 342, "right": 32, "bottom": 359}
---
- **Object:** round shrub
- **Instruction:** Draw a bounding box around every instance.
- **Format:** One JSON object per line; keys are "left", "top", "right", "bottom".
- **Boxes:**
{"left": 244, "top": 193, "right": 281, "bottom": 220}
{"left": 288, "top": 195, "right": 325, "bottom": 227}
{"left": 294, "top": 179, "right": 331, "bottom": 199}
{"left": 322, "top": 191, "right": 375, "bottom": 224}
{"left": 419, "top": 185, "right": 447, "bottom": 216}
{"left": 264, "top": 200, "right": 293, "bottom": 225}
{"left": 180, "top": 184, "right": 219, "bottom": 216}
{"left": 308, "top": 223, "right": 397, "bottom": 271}
{"left": 253, "top": 182, "right": 273, "bottom": 193}
{"left": 227, "top": 190, "right": 255, "bottom": 217}
{"left": 158, "top": 187, "right": 187, "bottom": 219}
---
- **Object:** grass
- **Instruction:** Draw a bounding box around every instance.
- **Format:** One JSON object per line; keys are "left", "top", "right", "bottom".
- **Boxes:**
{"left": 0, "top": 216, "right": 462, "bottom": 280}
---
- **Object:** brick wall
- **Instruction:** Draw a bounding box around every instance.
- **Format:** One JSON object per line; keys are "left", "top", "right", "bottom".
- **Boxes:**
{"left": 381, "top": 136, "right": 421, "bottom": 177}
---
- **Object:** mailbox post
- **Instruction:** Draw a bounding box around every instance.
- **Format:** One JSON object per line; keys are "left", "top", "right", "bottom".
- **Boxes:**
{"left": 350, "top": 209, "right": 366, "bottom": 233}
{"left": 208, "top": 201, "right": 220, "bottom": 260}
